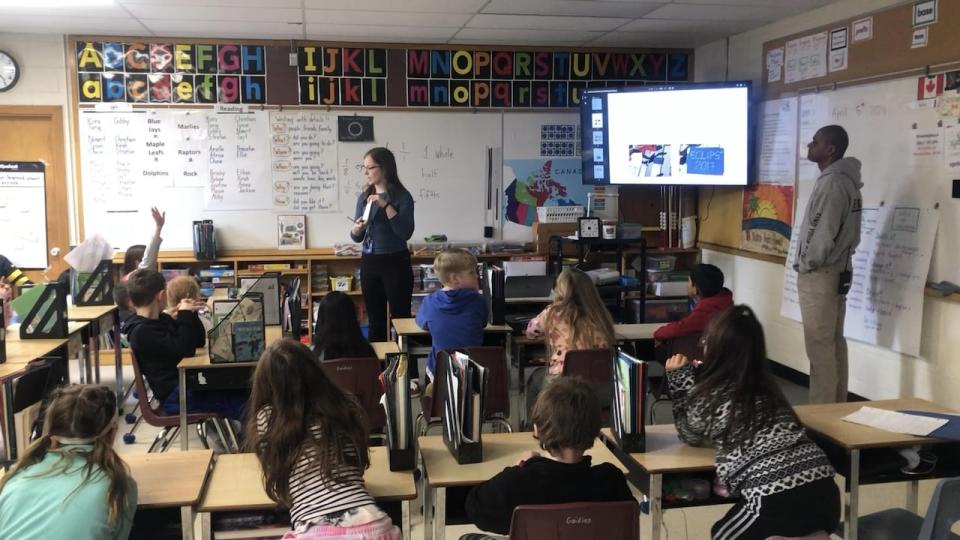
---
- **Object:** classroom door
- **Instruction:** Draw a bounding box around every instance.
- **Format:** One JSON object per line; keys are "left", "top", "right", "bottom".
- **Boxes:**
{"left": 0, "top": 106, "right": 70, "bottom": 280}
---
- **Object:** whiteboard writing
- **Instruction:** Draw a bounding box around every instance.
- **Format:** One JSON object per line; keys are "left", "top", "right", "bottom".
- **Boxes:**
{"left": 0, "top": 162, "right": 47, "bottom": 268}
{"left": 844, "top": 207, "right": 938, "bottom": 356}
{"left": 204, "top": 111, "right": 271, "bottom": 210}
{"left": 270, "top": 111, "right": 339, "bottom": 213}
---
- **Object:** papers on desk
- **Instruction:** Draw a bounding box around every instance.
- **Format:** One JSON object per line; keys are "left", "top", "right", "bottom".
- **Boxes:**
{"left": 442, "top": 351, "right": 487, "bottom": 464}
{"left": 842, "top": 406, "right": 948, "bottom": 437}
{"left": 611, "top": 350, "right": 647, "bottom": 452}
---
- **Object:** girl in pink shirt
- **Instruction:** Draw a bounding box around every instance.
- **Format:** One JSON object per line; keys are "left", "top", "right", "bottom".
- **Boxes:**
{"left": 525, "top": 268, "right": 616, "bottom": 412}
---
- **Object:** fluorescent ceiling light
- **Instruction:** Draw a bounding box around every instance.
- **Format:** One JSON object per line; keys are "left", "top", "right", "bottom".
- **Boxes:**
{"left": 0, "top": 0, "right": 115, "bottom": 6}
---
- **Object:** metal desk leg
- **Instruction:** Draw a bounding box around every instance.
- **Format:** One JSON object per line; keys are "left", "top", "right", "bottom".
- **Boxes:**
{"left": 907, "top": 479, "right": 919, "bottom": 514}
{"left": 398, "top": 335, "right": 407, "bottom": 355}
{"left": 113, "top": 313, "right": 123, "bottom": 415}
{"left": 2, "top": 379, "right": 17, "bottom": 463}
{"left": 180, "top": 506, "right": 196, "bottom": 540}
{"left": 80, "top": 326, "right": 91, "bottom": 384}
{"left": 424, "top": 481, "right": 434, "bottom": 540}
{"left": 845, "top": 449, "right": 860, "bottom": 540}
{"left": 401, "top": 499, "right": 411, "bottom": 540}
{"left": 650, "top": 474, "right": 663, "bottom": 540}
{"left": 180, "top": 368, "right": 189, "bottom": 451}
{"left": 92, "top": 315, "right": 103, "bottom": 384}
{"left": 434, "top": 486, "right": 446, "bottom": 540}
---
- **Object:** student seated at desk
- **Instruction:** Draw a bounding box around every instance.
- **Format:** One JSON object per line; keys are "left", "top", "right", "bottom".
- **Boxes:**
{"left": 1, "top": 279, "right": 12, "bottom": 326}
{"left": 165, "top": 275, "right": 212, "bottom": 331}
{"left": 124, "top": 269, "right": 246, "bottom": 422}
{"left": 245, "top": 340, "right": 400, "bottom": 540}
{"left": 113, "top": 207, "right": 166, "bottom": 324}
{"left": 653, "top": 263, "right": 733, "bottom": 359}
{"left": 464, "top": 377, "right": 635, "bottom": 537}
{"left": 416, "top": 248, "right": 488, "bottom": 396}
{"left": 0, "top": 385, "right": 137, "bottom": 540}
{"left": 666, "top": 305, "right": 839, "bottom": 540}
{"left": 312, "top": 291, "right": 377, "bottom": 361}
{"left": 524, "top": 268, "right": 615, "bottom": 413}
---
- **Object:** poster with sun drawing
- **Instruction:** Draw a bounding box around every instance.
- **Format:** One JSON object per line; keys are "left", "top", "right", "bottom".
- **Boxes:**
{"left": 741, "top": 184, "right": 794, "bottom": 257}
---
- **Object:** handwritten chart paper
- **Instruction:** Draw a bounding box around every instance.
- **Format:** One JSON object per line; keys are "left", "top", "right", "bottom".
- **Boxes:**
{"left": 204, "top": 111, "right": 270, "bottom": 210}
{"left": 269, "top": 111, "right": 339, "bottom": 212}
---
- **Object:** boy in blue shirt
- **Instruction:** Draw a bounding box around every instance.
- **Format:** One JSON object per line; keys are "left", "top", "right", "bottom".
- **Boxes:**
{"left": 416, "top": 249, "right": 488, "bottom": 390}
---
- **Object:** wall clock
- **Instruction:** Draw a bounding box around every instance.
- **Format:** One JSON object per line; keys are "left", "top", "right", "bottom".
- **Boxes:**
{"left": 578, "top": 217, "right": 602, "bottom": 239}
{"left": 0, "top": 50, "right": 20, "bottom": 92}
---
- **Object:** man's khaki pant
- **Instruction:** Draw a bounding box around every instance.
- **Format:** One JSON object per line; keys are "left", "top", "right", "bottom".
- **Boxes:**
{"left": 797, "top": 269, "right": 848, "bottom": 404}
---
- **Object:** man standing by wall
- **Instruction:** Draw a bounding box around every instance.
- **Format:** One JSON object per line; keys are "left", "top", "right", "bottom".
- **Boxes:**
{"left": 795, "top": 125, "right": 863, "bottom": 404}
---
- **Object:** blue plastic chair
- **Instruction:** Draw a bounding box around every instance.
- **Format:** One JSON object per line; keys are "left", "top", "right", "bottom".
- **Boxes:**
{"left": 858, "top": 477, "right": 960, "bottom": 540}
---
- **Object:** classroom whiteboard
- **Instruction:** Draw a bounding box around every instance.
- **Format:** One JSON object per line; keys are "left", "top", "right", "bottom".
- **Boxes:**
{"left": 79, "top": 109, "right": 502, "bottom": 249}
{"left": 790, "top": 77, "right": 956, "bottom": 284}
{"left": 0, "top": 162, "right": 47, "bottom": 268}
{"left": 777, "top": 75, "right": 956, "bottom": 355}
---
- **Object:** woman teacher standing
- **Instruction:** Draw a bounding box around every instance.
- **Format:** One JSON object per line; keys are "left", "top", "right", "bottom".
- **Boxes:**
{"left": 350, "top": 147, "right": 416, "bottom": 343}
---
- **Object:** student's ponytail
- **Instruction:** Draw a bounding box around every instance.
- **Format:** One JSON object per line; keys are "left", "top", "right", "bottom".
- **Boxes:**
{"left": 0, "top": 434, "right": 54, "bottom": 494}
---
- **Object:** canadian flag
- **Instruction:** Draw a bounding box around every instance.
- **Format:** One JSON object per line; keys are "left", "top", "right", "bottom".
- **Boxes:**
{"left": 917, "top": 74, "right": 944, "bottom": 100}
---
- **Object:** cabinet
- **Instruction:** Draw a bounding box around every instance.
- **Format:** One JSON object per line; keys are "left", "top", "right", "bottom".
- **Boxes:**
{"left": 546, "top": 236, "right": 699, "bottom": 323}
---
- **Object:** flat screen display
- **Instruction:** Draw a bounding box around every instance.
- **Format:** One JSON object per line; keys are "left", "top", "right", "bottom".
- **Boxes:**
{"left": 581, "top": 81, "right": 752, "bottom": 186}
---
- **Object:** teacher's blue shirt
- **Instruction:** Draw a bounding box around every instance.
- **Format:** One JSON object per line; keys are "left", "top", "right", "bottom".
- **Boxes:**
{"left": 350, "top": 189, "right": 415, "bottom": 255}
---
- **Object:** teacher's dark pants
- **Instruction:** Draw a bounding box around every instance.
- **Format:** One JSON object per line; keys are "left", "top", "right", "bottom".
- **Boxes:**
{"left": 361, "top": 250, "right": 414, "bottom": 342}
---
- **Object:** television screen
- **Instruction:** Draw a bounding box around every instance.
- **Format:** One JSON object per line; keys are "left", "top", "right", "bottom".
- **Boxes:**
{"left": 581, "top": 81, "right": 752, "bottom": 186}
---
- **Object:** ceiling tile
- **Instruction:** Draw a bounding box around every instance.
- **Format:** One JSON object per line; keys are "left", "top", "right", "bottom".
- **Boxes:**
{"left": 303, "top": 0, "right": 487, "bottom": 13}
{"left": 590, "top": 30, "right": 718, "bottom": 48}
{"left": 643, "top": 2, "right": 787, "bottom": 22}
{"left": 0, "top": 5, "right": 131, "bottom": 18}
{"left": 304, "top": 10, "right": 471, "bottom": 27}
{"left": 126, "top": 5, "right": 302, "bottom": 23}
{"left": 305, "top": 24, "right": 461, "bottom": 42}
{"left": 452, "top": 28, "right": 604, "bottom": 46}
{"left": 121, "top": 0, "right": 302, "bottom": 7}
{"left": 0, "top": 15, "right": 146, "bottom": 36}
{"left": 141, "top": 19, "right": 305, "bottom": 38}
{"left": 617, "top": 17, "right": 755, "bottom": 34}
{"left": 481, "top": 0, "right": 666, "bottom": 18}
{"left": 466, "top": 14, "right": 630, "bottom": 32}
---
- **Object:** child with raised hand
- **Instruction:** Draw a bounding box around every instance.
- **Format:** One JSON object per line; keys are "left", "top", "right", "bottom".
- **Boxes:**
{"left": 312, "top": 291, "right": 377, "bottom": 361}
{"left": 524, "top": 267, "right": 616, "bottom": 412}
{"left": 0, "top": 385, "right": 137, "bottom": 540}
{"left": 465, "top": 377, "right": 635, "bottom": 536}
{"left": 122, "top": 206, "right": 166, "bottom": 278}
{"left": 666, "top": 305, "right": 839, "bottom": 540}
{"left": 245, "top": 339, "right": 400, "bottom": 539}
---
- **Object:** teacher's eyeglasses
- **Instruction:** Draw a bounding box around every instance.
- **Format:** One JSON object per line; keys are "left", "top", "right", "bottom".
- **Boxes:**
{"left": 363, "top": 165, "right": 380, "bottom": 171}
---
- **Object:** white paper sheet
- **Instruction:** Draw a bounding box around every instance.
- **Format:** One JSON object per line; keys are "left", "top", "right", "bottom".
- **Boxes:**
{"left": 842, "top": 406, "right": 947, "bottom": 436}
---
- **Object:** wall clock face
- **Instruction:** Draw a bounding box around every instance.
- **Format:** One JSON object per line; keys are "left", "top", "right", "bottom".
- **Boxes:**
{"left": 0, "top": 51, "right": 19, "bottom": 92}
{"left": 579, "top": 217, "right": 601, "bottom": 239}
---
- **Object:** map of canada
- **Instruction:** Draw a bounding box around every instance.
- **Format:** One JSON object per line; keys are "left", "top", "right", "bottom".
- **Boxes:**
{"left": 504, "top": 159, "right": 584, "bottom": 226}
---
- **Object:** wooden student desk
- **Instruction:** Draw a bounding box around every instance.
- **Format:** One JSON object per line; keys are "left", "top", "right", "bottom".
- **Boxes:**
{"left": 2, "top": 321, "right": 88, "bottom": 464}
{"left": 795, "top": 398, "right": 960, "bottom": 540}
{"left": 176, "top": 326, "right": 283, "bottom": 450}
{"left": 124, "top": 449, "right": 214, "bottom": 540}
{"left": 391, "top": 318, "right": 513, "bottom": 359}
{"left": 601, "top": 425, "right": 722, "bottom": 540}
{"left": 418, "top": 431, "right": 628, "bottom": 540}
{"left": 67, "top": 304, "right": 122, "bottom": 409}
{"left": 198, "top": 449, "right": 417, "bottom": 539}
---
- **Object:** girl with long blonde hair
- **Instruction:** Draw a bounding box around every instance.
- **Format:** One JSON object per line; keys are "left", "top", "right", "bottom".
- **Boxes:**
{"left": 525, "top": 268, "right": 616, "bottom": 412}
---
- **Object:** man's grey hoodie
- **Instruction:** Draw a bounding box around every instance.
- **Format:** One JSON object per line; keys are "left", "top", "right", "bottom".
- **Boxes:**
{"left": 794, "top": 157, "right": 863, "bottom": 274}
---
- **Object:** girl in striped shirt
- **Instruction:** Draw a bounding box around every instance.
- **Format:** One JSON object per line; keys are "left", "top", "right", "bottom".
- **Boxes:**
{"left": 246, "top": 339, "right": 400, "bottom": 539}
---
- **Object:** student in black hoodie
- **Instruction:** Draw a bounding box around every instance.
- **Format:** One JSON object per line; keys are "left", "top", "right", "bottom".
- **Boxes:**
{"left": 464, "top": 377, "right": 635, "bottom": 536}
{"left": 123, "top": 269, "right": 246, "bottom": 421}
